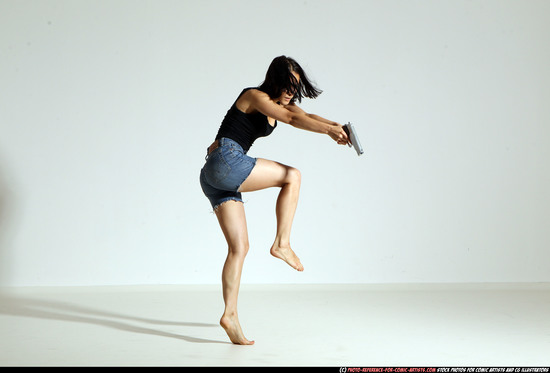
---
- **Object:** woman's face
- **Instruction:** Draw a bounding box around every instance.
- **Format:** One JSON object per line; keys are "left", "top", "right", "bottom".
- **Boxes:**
{"left": 277, "top": 71, "right": 300, "bottom": 105}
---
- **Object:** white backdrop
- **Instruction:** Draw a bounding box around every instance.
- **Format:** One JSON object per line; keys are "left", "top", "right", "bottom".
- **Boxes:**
{"left": 1, "top": 0, "right": 549, "bottom": 286}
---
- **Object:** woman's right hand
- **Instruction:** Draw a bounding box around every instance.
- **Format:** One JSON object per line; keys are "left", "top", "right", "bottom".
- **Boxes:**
{"left": 329, "top": 123, "right": 350, "bottom": 146}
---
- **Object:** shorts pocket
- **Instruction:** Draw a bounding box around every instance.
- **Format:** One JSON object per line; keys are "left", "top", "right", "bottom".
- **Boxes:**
{"left": 203, "top": 150, "right": 231, "bottom": 187}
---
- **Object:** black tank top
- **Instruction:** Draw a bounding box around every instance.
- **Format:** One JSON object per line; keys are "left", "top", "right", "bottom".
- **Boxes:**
{"left": 215, "top": 88, "right": 277, "bottom": 152}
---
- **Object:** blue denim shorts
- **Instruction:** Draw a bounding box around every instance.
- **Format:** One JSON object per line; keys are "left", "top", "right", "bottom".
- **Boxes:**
{"left": 199, "top": 137, "right": 257, "bottom": 210}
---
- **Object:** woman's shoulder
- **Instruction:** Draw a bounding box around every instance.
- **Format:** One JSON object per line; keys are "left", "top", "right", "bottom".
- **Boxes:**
{"left": 238, "top": 87, "right": 270, "bottom": 103}
{"left": 236, "top": 87, "right": 269, "bottom": 103}
{"left": 240, "top": 87, "right": 266, "bottom": 96}
{"left": 235, "top": 88, "right": 268, "bottom": 113}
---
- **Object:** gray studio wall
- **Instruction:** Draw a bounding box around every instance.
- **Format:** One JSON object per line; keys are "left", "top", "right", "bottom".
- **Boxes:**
{"left": 1, "top": 0, "right": 549, "bottom": 286}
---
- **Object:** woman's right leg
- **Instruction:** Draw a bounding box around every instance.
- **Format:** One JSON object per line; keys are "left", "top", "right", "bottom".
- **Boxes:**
{"left": 215, "top": 199, "right": 254, "bottom": 345}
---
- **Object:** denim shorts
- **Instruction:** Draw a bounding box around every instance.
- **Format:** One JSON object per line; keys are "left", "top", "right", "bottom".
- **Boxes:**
{"left": 199, "top": 137, "right": 257, "bottom": 210}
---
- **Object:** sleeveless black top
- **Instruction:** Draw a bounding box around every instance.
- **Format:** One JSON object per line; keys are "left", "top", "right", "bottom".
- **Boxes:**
{"left": 215, "top": 88, "right": 277, "bottom": 152}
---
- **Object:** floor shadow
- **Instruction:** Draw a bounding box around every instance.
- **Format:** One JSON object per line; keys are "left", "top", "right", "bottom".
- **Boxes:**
{"left": 0, "top": 292, "right": 230, "bottom": 345}
{"left": 0, "top": 153, "right": 230, "bottom": 345}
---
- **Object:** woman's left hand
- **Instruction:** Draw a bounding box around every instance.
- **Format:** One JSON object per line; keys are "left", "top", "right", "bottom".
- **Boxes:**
{"left": 328, "top": 123, "right": 350, "bottom": 146}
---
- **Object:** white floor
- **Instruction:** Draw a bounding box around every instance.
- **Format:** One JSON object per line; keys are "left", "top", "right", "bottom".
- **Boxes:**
{"left": 0, "top": 283, "right": 549, "bottom": 367}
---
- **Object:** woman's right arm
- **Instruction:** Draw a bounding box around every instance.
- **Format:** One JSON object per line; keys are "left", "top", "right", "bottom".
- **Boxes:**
{"left": 246, "top": 90, "right": 349, "bottom": 144}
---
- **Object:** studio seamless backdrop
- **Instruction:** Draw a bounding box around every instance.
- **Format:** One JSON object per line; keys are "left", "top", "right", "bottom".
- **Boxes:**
{"left": 1, "top": 0, "right": 549, "bottom": 286}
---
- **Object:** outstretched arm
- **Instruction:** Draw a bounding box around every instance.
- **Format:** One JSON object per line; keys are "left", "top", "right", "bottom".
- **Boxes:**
{"left": 285, "top": 103, "right": 350, "bottom": 145}
{"left": 247, "top": 90, "right": 349, "bottom": 145}
{"left": 286, "top": 104, "right": 337, "bottom": 126}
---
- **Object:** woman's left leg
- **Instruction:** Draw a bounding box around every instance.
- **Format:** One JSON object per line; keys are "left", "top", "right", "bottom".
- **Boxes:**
{"left": 238, "top": 158, "right": 303, "bottom": 271}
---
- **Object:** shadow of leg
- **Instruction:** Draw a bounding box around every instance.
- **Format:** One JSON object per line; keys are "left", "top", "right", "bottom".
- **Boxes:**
{"left": 0, "top": 293, "right": 229, "bottom": 345}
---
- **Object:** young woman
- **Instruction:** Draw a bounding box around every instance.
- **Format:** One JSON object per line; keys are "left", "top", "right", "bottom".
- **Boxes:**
{"left": 199, "top": 56, "right": 349, "bottom": 345}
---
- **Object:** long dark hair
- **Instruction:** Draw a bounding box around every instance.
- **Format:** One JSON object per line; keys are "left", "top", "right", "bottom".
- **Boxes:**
{"left": 258, "top": 56, "right": 322, "bottom": 104}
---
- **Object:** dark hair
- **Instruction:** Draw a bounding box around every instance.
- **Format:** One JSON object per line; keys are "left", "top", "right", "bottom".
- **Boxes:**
{"left": 258, "top": 55, "right": 322, "bottom": 104}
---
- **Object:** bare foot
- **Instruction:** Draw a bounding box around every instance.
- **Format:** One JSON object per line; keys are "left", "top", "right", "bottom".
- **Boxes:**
{"left": 220, "top": 313, "right": 255, "bottom": 345}
{"left": 270, "top": 242, "right": 304, "bottom": 271}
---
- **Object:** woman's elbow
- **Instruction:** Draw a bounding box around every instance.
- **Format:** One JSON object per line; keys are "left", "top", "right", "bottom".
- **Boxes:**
{"left": 287, "top": 113, "right": 303, "bottom": 127}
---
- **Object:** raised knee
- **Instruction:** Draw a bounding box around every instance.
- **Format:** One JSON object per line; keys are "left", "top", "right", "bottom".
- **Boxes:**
{"left": 286, "top": 167, "right": 301, "bottom": 185}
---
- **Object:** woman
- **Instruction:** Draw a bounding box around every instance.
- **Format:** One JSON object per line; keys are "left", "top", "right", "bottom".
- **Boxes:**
{"left": 199, "top": 56, "right": 349, "bottom": 345}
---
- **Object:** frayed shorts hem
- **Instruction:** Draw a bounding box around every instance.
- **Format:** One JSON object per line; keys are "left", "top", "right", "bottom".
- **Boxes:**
{"left": 212, "top": 197, "right": 244, "bottom": 212}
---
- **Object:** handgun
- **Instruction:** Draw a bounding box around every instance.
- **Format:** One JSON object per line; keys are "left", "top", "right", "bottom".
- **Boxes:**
{"left": 343, "top": 122, "right": 364, "bottom": 156}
